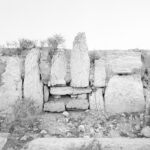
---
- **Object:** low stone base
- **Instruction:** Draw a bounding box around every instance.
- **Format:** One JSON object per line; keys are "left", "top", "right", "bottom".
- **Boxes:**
{"left": 66, "top": 99, "right": 89, "bottom": 110}
{"left": 44, "top": 101, "right": 65, "bottom": 112}
{"left": 24, "top": 138, "right": 150, "bottom": 150}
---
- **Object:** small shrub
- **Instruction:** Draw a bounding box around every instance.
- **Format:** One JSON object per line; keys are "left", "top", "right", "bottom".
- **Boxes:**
{"left": 3, "top": 99, "right": 39, "bottom": 133}
{"left": 47, "top": 34, "right": 65, "bottom": 59}
{"left": 19, "top": 39, "right": 36, "bottom": 50}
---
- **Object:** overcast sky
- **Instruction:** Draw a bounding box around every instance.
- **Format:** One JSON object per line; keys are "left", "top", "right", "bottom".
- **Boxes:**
{"left": 0, "top": 0, "right": 150, "bottom": 50}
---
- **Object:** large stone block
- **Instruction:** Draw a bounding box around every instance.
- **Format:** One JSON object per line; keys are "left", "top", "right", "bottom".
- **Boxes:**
{"left": 44, "top": 101, "right": 65, "bottom": 112}
{"left": 39, "top": 49, "right": 51, "bottom": 84}
{"left": 20, "top": 138, "right": 150, "bottom": 150}
{"left": 50, "top": 87, "right": 72, "bottom": 95}
{"left": 0, "top": 56, "right": 22, "bottom": 112}
{"left": 105, "top": 75, "right": 145, "bottom": 114}
{"left": 106, "top": 51, "right": 142, "bottom": 75}
{"left": 89, "top": 88, "right": 104, "bottom": 111}
{"left": 70, "top": 32, "right": 90, "bottom": 87}
{"left": 66, "top": 99, "right": 89, "bottom": 110}
{"left": 24, "top": 49, "right": 43, "bottom": 111}
{"left": 50, "top": 87, "right": 92, "bottom": 95}
{"left": 94, "top": 59, "right": 106, "bottom": 87}
{"left": 51, "top": 50, "right": 67, "bottom": 86}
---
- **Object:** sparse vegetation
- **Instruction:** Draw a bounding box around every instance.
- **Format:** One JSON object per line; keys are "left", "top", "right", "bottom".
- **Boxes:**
{"left": 19, "top": 39, "right": 36, "bottom": 50}
{"left": 47, "top": 34, "right": 65, "bottom": 59}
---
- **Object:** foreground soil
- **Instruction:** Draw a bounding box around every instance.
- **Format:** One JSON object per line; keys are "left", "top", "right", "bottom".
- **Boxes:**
{"left": 0, "top": 110, "right": 146, "bottom": 150}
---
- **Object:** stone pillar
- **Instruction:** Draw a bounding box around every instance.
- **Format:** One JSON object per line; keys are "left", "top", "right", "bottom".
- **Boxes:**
{"left": 70, "top": 32, "right": 90, "bottom": 87}
{"left": 51, "top": 50, "right": 67, "bottom": 86}
{"left": 24, "top": 48, "right": 43, "bottom": 111}
{"left": 0, "top": 56, "right": 22, "bottom": 113}
{"left": 39, "top": 49, "right": 51, "bottom": 85}
{"left": 89, "top": 88, "right": 104, "bottom": 111}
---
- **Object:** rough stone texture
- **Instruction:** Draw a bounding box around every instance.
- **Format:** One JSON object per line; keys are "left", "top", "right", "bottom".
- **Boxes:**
{"left": 50, "top": 87, "right": 72, "bottom": 95}
{"left": 44, "top": 101, "right": 65, "bottom": 112}
{"left": 106, "top": 51, "right": 142, "bottom": 76}
{"left": 24, "top": 138, "right": 150, "bottom": 150}
{"left": 24, "top": 48, "right": 43, "bottom": 111}
{"left": 66, "top": 99, "right": 89, "bottom": 110}
{"left": 51, "top": 50, "right": 67, "bottom": 86}
{"left": 39, "top": 49, "right": 51, "bottom": 84}
{"left": 105, "top": 75, "right": 145, "bottom": 114}
{"left": 0, "top": 56, "right": 22, "bottom": 112}
{"left": 94, "top": 59, "right": 106, "bottom": 87}
{"left": 78, "top": 94, "right": 87, "bottom": 99}
{"left": 43, "top": 85, "right": 49, "bottom": 102}
{"left": 50, "top": 87, "right": 92, "bottom": 95}
{"left": 144, "top": 89, "right": 150, "bottom": 126}
{"left": 70, "top": 32, "right": 90, "bottom": 87}
{"left": 0, "top": 134, "right": 8, "bottom": 150}
{"left": 141, "top": 126, "right": 150, "bottom": 137}
{"left": 89, "top": 88, "right": 104, "bottom": 111}
{"left": 72, "top": 87, "right": 92, "bottom": 95}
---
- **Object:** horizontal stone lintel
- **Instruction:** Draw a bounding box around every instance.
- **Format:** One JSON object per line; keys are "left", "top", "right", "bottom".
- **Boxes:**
{"left": 50, "top": 86, "right": 92, "bottom": 95}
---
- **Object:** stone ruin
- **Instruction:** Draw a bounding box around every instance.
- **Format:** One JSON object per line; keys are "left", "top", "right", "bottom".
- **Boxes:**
{"left": 0, "top": 32, "right": 150, "bottom": 116}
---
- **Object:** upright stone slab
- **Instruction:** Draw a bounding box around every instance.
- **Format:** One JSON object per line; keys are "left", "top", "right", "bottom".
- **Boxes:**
{"left": 70, "top": 32, "right": 90, "bottom": 87}
{"left": 39, "top": 49, "right": 51, "bottom": 85}
{"left": 24, "top": 48, "right": 43, "bottom": 111}
{"left": 94, "top": 59, "right": 106, "bottom": 87}
{"left": 51, "top": 50, "right": 67, "bottom": 86}
{"left": 43, "top": 85, "right": 49, "bottom": 102}
{"left": 105, "top": 75, "right": 145, "bottom": 114}
{"left": 0, "top": 57, "right": 22, "bottom": 112}
{"left": 89, "top": 88, "right": 104, "bottom": 111}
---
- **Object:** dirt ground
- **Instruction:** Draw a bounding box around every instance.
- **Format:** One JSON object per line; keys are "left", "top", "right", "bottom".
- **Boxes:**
{"left": 0, "top": 110, "right": 145, "bottom": 150}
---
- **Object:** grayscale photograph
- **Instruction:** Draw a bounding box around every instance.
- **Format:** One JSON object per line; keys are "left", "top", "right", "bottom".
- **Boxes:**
{"left": 0, "top": 0, "right": 150, "bottom": 149}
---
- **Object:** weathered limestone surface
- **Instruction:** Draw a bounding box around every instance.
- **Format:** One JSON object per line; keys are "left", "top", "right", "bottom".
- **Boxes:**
{"left": 24, "top": 138, "right": 150, "bottom": 150}
{"left": 94, "top": 59, "right": 106, "bottom": 87}
{"left": 106, "top": 51, "right": 142, "bottom": 75}
{"left": 70, "top": 32, "right": 90, "bottom": 87}
{"left": 24, "top": 49, "right": 43, "bottom": 111}
{"left": 144, "top": 89, "right": 150, "bottom": 126}
{"left": 51, "top": 50, "right": 67, "bottom": 86}
{"left": 50, "top": 87, "right": 92, "bottom": 95}
{"left": 0, "top": 56, "right": 22, "bottom": 112}
{"left": 44, "top": 101, "right": 65, "bottom": 112}
{"left": 78, "top": 94, "right": 87, "bottom": 99}
{"left": 43, "top": 85, "right": 49, "bottom": 102}
{"left": 89, "top": 88, "right": 104, "bottom": 111}
{"left": 66, "top": 99, "right": 89, "bottom": 110}
{"left": 0, "top": 134, "right": 8, "bottom": 150}
{"left": 72, "top": 87, "right": 92, "bottom": 95}
{"left": 105, "top": 75, "right": 145, "bottom": 114}
{"left": 39, "top": 49, "right": 51, "bottom": 84}
{"left": 50, "top": 87, "right": 72, "bottom": 95}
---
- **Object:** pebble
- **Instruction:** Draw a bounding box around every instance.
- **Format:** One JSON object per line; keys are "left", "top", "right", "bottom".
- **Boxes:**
{"left": 62, "top": 111, "right": 69, "bottom": 117}
{"left": 40, "top": 130, "right": 47, "bottom": 134}
{"left": 78, "top": 125, "right": 85, "bottom": 132}
{"left": 20, "top": 135, "right": 28, "bottom": 141}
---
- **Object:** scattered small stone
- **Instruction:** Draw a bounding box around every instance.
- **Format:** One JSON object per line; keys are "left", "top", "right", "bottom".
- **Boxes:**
{"left": 40, "top": 130, "right": 47, "bottom": 134}
{"left": 83, "top": 135, "right": 90, "bottom": 138}
{"left": 78, "top": 125, "right": 85, "bottom": 132}
{"left": 20, "top": 135, "right": 28, "bottom": 141}
{"left": 141, "top": 126, "right": 150, "bottom": 137}
{"left": 62, "top": 111, "right": 69, "bottom": 117}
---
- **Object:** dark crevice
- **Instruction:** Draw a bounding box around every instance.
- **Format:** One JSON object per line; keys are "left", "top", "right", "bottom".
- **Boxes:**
{"left": 21, "top": 75, "right": 24, "bottom": 99}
